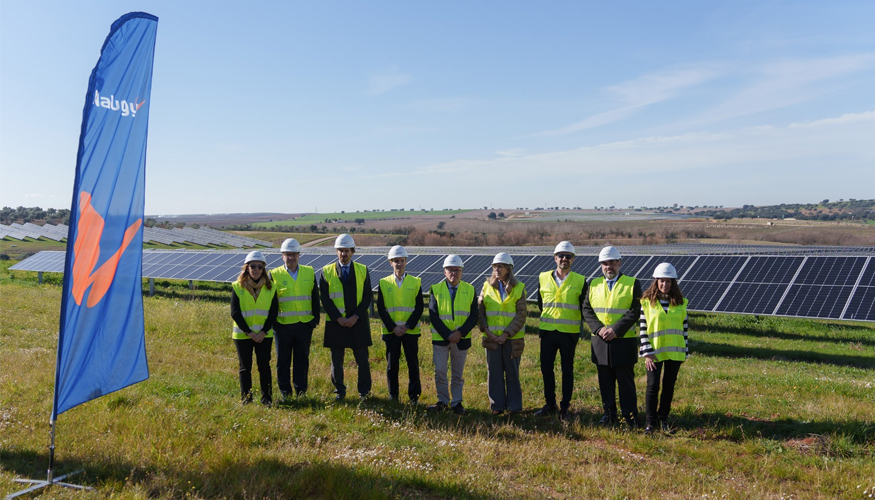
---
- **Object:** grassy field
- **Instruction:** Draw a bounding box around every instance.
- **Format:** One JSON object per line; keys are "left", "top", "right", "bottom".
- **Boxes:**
{"left": 254, "top": 210, "right": 471, "bottom": 228}
{"left": 1, "top": 272, "right": 873, "bottom": 499}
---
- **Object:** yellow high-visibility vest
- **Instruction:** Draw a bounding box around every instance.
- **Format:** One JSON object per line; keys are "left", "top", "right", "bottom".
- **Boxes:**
{"left": 481, "top": 281, "right": 526, "bottom": 340}
{"left": 270, "top": 265, "right": 315, "bottom": 325}
{"left": 321, "top": 261, "right": 366, "bottom": 316}
{"left": 379, "top": 273, "right": 421, "bottom": 335}
{"left": 588, "top": 275, "right": 637, "bottom": 338}
{"left": 231, "top": 281, "right": 276, "bottom": 340}
{"left": 538, "top": 271, "right": 585, "bottom": 333}
{"left": 642, "top": 297, "right": 688, "bottom": 362}
{"left": 429, "top": 280, "right": 475, "bottom": 342}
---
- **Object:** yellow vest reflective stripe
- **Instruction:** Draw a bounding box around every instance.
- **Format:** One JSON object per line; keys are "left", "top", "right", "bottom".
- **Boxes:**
{"left": 429, "top": 281, "right": 475, "bottom": 341}
{"left": 379, "top": 274, "right": 421, "bottom": 335}
{"left": 538, "top": 271, "right": 585, "bottom": 333}
{"left": 322, "top": 261, "right": 366, "bottom": 316}
{"left": 589, "top": 275, "right": 637, "bottom": 338}
{"left": 642, "top": 298, "right": 688, "bottom": 362}
{"left": 481, "top": 281, "right": 526, "bottom": 340}
{"left": 269, "top": 265, "right": 315, "bottom": 324}
{"left": 231, "top": 281, "right": 276, "bottom": 340}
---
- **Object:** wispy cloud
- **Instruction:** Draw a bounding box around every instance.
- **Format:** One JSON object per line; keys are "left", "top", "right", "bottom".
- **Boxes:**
{"left": 789, "top": 110, "right": 875, "bottom": 129}
{"left": 678, "top": 54, "right": 874, "bottom": 127}
{"left": 360, "top": 110, "right": 875, "bottom": 196}
{"left": 366, "top": 67, "right": 412, "bottom": 96}
{"left": 532, "top": 65, "right": 724, "bottom": 137}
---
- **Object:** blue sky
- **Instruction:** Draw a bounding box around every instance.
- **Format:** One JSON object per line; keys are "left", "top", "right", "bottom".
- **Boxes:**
{"left": 1, "top": 1, "right": 873, "bottom": 215}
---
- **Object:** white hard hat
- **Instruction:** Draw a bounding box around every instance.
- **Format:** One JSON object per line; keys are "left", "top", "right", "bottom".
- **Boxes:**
{"left": 388, "top": 245, "right": 408, "bottom": 260}
{"left": 334, "top": 233, "right": 355, "bottom": 249}
{"left": 553, "top": 241, "right": 576, "bottom": 256}
{"left": 653, "top": 262, "right": 678, "bottom": 279}
{"left": 443, "top": 255, "right": 464, "bottom": 268}
{"left": 244, "top": 250, "right": 266, "bottom": 264}
{"left": 598, "top": 246, "right": 622, "bottom": 262}
{"left": 280, "top": 238, "right": 302, "bottom": 253}
{"left": 492, "top": 252, "right": 514, "bottom": 267}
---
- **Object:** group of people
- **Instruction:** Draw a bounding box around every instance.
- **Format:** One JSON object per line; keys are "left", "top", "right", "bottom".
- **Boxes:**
{"left": 230, "top": 235, "right": 690, "bottom": 434}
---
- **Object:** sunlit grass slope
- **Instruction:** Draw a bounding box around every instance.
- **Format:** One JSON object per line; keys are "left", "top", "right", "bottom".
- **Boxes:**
{"left": 1, "top": 277, "right": 873, "bottom": 499}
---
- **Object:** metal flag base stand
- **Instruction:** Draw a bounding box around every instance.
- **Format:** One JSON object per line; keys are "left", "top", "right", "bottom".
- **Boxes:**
{"left": 5, "top": 421, "right": 93, "bottom": 499}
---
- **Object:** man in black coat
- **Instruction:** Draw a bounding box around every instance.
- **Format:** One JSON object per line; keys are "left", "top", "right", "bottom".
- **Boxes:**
{"left": 582, "top": 246, "right": 642, "bottom": 429}
{"left": 319, "top": 233, "right": 372, "bottom": 400}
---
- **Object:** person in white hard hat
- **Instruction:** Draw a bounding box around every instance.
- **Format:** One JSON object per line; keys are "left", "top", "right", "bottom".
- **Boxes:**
{"left": 535, "top": 241, "right": 587, "bottom": 419}
{"left": 269, "top": 238, "right": 320, "bottom": 399}
{"left": 319, "top": 234, "right": 373, "bottom": 400}
{"left": 639, "top": 262, "right": 688, "bottom": 435}
{"left": 582, "top": 245, "right": 643, "bottom": 429}
{"left": 230, "top": 250, "right": 279, "bottom": 406}
{"left": 427, "top": 255, "right": 479, "bottom": 415}
{"left": 478, "top": 252, "right": 527, "bottom": 415}
{"left": 376, "top": 245, "right": 424, "bottom": 403}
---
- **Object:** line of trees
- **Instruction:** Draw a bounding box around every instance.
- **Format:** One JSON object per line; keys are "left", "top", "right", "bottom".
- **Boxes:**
{"left": 697, "top": 199, "right": 875, "bottom": 221}
{"left": 1, "top": 206, "right": 70, "bottom": 225}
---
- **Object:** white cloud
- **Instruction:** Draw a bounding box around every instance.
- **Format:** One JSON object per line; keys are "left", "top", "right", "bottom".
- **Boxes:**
{"left": 359, "top": 110, "right": 875, "bottom": 202}
{"left": 532, "top": 65, "right": 725, "bottom": 136}
{"left": 788, "top": 110, "right": 875, "bottom": 129}
{"left": 680, "top": 54, "right": 874, "bottom": 127}
{"left": 366, "top": 67, "right": 412, "bottom": 96}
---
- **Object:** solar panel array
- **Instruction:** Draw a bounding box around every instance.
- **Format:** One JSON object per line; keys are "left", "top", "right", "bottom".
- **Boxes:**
{"left": 1, "top": 223, "right": 271, "bottom": 248}
{"left": 10, "top": 247, "right": 875, "bottom": 323}
{"left": 0, "top": 223, "right": 69, "bottom": 241}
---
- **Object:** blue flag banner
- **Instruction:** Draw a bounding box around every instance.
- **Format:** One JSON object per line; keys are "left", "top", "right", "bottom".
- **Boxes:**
{"left": 53, "top": 12, "right": 158, "bottom": 419}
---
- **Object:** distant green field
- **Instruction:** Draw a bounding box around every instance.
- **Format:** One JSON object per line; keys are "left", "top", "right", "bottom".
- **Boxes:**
{"left": 255, "top": 209, "right": 471, "bottom": 227}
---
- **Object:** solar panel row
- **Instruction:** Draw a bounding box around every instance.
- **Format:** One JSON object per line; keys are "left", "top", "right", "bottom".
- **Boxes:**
{"left": 10, "top": 249, "right": 874, "bottom": 322}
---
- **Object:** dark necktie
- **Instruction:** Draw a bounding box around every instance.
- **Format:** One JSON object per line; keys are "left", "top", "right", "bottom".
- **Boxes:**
{"left": 449, "top": 286, "right": 457, "bottom": 318}
{"left": 342, "top": 265, "right": 349, "bottom": 282}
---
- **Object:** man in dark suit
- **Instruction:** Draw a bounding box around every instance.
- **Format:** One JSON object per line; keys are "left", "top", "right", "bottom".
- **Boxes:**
{"left": 320, "top": 233, "right": 372, "bottom": 400}
{"left": 582, "top": 246, "right": 643, "bottom": 429}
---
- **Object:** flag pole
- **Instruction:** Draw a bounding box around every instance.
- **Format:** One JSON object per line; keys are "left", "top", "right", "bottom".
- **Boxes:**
{"left": 6, "top": 12, "right": 157, "bottom": 499}
{"left": 5, "top": 421, "right": 92, "bottom": 499}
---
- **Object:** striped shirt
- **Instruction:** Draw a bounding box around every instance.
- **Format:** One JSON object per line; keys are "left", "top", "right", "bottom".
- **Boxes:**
{"left": 639, "top": 299, "right": 688, "bottom": 358}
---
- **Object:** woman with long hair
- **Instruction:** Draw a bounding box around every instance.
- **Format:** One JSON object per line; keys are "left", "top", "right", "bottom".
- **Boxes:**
{"left": 639, "top": 262, "right": 688, "bottom": 434}
{"left": 230, "top": 251, "right": 279, "bottom": 406}
{"left": 478, "top": 252, "right": 527, "bottom": 415}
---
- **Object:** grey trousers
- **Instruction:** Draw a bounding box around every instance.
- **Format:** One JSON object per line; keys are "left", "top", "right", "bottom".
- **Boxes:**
{"left": 433, "top": 343, "right": 468, "bottom": 406}
{"left": 330, "top": 346, "right": 371, "bottom": 398}
{"left": 486, "top": 342, "right": 522, "bottom": 412}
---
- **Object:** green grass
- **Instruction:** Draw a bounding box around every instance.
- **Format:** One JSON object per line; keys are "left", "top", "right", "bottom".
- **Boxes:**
{"left": 254, "top": 210, "right": 471, "bottom": 228}
{"left": 1, "top": 271, "right": 873, "bottom": 499}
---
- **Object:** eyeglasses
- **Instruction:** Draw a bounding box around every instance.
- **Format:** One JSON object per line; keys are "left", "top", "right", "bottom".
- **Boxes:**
{"left": 556, "top": 253, "right": 574, "bottom": 260}
{"left": 249, "top": 263, "right": 264, "bottom": 270}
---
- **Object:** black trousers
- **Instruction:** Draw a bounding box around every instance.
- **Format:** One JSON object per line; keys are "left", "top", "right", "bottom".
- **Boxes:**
{"left": 539, "top": 330, "right": 578, "bottom": 409}
{"left": 645, "top": 359, "right": 683, "bottom": 426}
{"left": 330, "top": 346, "right": 372, "bottom": 398}
{"left": 596, "top": 364, "right": 637, "bottom": 419}
{"left": 234, "top": 338, "right": 272, "bottom": 404}
{"left": 274, "top": 324, "right": 313, "bottom": 396}
{"left": 383, "top": 334, "right": 421, "bottom": 401}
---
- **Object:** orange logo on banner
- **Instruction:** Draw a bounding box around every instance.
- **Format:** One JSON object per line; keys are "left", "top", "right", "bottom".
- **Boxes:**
{"left": 72, "top": 191, "right": 142, "bottom": 308}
